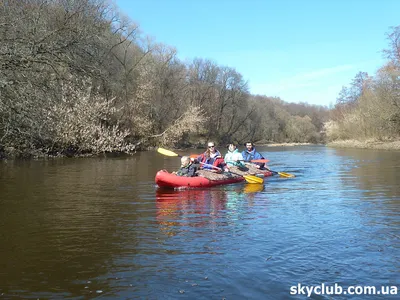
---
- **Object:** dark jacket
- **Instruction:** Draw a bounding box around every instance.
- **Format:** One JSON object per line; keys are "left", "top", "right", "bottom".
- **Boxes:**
{"left": 176, "top": 162, "right": 199, "bottom": 177}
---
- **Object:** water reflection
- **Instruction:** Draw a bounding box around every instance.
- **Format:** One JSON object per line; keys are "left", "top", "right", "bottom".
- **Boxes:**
{"left": 333, "top": 148, "right": 400, "bottom": 187}
{"left": 1, "top": 146, "right": 400, "bottom": 299}
{"left": 0, "top": 158, "right": 146, "bottom": 298}
{"left": 331, "top": 148, "right": 400, "bottom": 227}
{"left": 243, "top": 183, "right": 264, "bottom": 194}
{"left": 155, "top": 184, "right": 266, "bottom": 237}
{"left": 156, "top": 189, "right": 227, "bottom": 236}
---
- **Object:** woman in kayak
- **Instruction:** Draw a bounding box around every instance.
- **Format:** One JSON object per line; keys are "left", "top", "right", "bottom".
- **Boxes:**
{"left": 224, "top": 143, "right": 245, "bottom": 169}
{"left": 197, "top": 142, "right": 229, "bottom": 173}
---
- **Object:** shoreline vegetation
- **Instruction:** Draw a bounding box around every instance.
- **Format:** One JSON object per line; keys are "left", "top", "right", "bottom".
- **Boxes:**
{"left": 2, "top": 140, "right": 400, "bottom": 161}
{"left": 263, "top": 142, "right": 312, "bottom": 147}
{"left": 327, "top": 139, "right": 400, "bottom": 150}
{"left": 0, "top": 1, "right": 399, "bottom": 160}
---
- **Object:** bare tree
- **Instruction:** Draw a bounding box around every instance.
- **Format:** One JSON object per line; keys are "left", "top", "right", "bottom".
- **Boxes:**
{"left": 383, "top": 25, "right": 400, "bottom": 67}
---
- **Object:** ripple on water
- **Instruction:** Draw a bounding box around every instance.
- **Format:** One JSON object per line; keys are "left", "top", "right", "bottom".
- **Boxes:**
{"left": 1, "top": 148, "right": 400, "bottom": 298}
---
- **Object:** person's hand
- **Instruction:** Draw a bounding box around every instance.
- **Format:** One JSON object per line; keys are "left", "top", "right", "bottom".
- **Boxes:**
{"left": 224, "top": 167, "right": 230, "bottom": 172}
{"left": 255, "top": 165, "right": 260, "bottom": 169}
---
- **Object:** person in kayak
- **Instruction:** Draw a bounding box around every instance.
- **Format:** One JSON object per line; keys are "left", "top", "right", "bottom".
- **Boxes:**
{"left": 174, "top": 156, "right": 199, "bottom": 177}
{"left": 224, "top": 143, "right": 245, "bottom": 169}
{"left": 197, "top": 142, "right": 229, "bottom": 173}
{"left": 241, "top": 142, "right": 265, "bottom": 169}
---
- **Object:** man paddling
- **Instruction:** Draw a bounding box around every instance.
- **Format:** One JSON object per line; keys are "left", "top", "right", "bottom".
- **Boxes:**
{"left": 241, "top": 142, "right": 265, "bottom": 169}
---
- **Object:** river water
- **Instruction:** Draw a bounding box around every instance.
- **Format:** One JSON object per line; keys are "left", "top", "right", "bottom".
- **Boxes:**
{"left": 0, "top": 145, "right": 399, "bottom": 299}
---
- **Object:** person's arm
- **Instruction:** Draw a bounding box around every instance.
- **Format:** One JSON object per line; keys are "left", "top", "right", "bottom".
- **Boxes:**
{"left": 224, "top": 153, "right": 232, "bottom": 166}
{"left": 217, "top": 158, "right": 229, "bottom": 172}
{"left": 236, "top": 153, "right": 245, "bottom": 167}
{"left": 254, "top": 151, "right": 265, "bottom": 168}
{"left": 241, "top": 151, "right": 246, "bottom": 160}
{"left": 242, "top": 151, "right": 252, "bottom": 162}
{"left": 254, "top": 152, "right": 264, "bottom": 160}
{"left": 175, "top": 168, "right": 183, "bottom": 176}
{"left": 196, "top": 154, "right": 204, "bottom": 169}
{"left": 186, "top": 165, "right": 197, "bottom": 177}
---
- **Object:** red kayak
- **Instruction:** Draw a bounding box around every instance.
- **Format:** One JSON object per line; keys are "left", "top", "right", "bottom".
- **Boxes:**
{"left": 155, "top": 169, "right": 273, "bottom": 189}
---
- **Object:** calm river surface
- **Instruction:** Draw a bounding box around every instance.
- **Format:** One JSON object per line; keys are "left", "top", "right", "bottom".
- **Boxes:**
{"left": 0, "top": 145, "right": 399, "bottom": 299}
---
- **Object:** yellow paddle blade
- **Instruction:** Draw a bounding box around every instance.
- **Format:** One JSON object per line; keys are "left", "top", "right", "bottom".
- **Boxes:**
{"left": 278, "top": 172, "right": 295, "bottom": 178}
{"left": 243, "top": 175, "right": 264, "bottom": 184}
{"left": 243, "top": 184, "right": 264, "bottom": 193}
{"left": 157, "top": 147, "right": 179, "bottom": 157}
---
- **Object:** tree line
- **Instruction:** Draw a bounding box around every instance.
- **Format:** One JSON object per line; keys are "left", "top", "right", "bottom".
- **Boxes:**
{"left": 0, "top": 0, "right": 329, "bottom": 159}
{"left": 326, "top": 26, "right": 400, "bottom": 142}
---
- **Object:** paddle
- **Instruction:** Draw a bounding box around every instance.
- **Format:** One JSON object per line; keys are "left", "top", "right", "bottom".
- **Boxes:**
{"left": 157, "top": 147, "right": 263, "bottom": 184}
{"left": 266, "top": 168, "right": 295, "bottom": 178}
{"left": 240, "top": 159, "right": 269, "bottom": 163}
{"left": 189, "top": 154, "right": 269, "bottom": 164}
{"left": 200, "top": 162, "right": 264, "bottom": 184}
{"left": 240, "top": 158, "right": 295, "bottom": 178}
{"left": 240, "top": 156, "right": 295, "bottom": 178}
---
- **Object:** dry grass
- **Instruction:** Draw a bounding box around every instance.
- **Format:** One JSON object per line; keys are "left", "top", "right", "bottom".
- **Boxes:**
{"left": 196, "top": 165, "right": 267, "bottom": 180}
{"left": 197, "top": 170, "right": 237, "bottom": 180}
{"left": 265, "top": 143, "right": 312, "bottom": 147}
{"left": 327, "top": 139, "right": 400, "bottom": 150}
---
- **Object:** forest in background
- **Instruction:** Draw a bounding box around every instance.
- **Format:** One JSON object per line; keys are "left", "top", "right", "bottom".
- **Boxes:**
{"left": 327, "top": 27, "right": 400, "bottom": 143}
{"left": 0, "top": 0, "right": 397, "bottom": 159}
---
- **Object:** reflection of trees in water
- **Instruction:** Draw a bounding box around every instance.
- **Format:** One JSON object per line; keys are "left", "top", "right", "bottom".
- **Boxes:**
{"left": 333, "top": 148, "right": 400, "bottom": 275}
{"left": 156, "top": 189, "right": 227, "bottom": 236}
{"left": 156, "top": 184, "right": 265, "bottom": 236}
{"left": 334, "top": 149, "right": 400, "bottom": 208}
{"left": 0, "top": 158, "right": 144, "bottom": 298}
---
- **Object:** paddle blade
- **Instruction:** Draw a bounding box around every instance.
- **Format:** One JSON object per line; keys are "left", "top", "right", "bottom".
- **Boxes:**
{"left": 157, "top": 147, "right": 179, "bottom": 157}
{"left": 278, "top": 172, "right": 295, "bottom": 178}
{"left": 243, "top": 175, "right": 264, "bottom": 184}
{"left": 243, "top": 184, "right": 264, "bottom": 193}
{"left": 250, "top": 159, "right": 270, "bottom": 163}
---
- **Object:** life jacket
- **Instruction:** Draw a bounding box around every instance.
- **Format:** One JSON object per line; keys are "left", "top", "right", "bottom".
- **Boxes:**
{"left": 197, "top": 150, "right": 227, "bottom": 170}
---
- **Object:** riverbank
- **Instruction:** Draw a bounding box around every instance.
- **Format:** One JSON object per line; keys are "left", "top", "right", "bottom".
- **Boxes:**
{"left": 265, "top": 142, "right": 313, "bottom": 147}
{"left": 327, "top": 139, "right": 400, "bottom": 150}
{"left": 0, "top": 142, "right": 317, "bottom": 160}
{"left": 0, "top": 147, "right": 137, "bottom": 160}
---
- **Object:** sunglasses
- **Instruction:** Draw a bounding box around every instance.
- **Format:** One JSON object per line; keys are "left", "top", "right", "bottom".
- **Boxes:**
{"left": 208, "top": 145, "right": 215, "bottom": 148}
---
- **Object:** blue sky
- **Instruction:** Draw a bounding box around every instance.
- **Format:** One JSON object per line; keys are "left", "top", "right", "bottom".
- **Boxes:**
{"left": 115, "top": 0, "right": 400, "bottom": 107}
